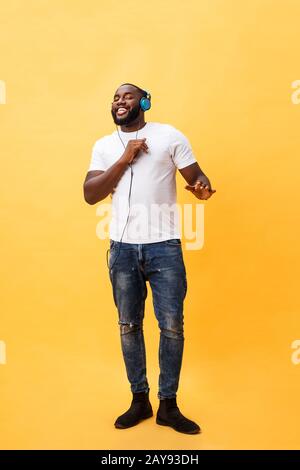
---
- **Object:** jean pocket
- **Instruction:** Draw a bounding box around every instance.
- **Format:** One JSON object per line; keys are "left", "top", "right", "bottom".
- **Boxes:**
{"left": 165, "top": 238, "right": 181, "bottom": 245}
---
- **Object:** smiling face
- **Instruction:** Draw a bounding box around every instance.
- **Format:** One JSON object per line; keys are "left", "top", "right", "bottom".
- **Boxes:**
{"left": 111, "top": 84, "right": 144, "bottom": 126}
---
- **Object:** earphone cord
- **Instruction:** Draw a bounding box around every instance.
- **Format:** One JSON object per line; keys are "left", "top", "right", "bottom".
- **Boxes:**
{"left": 106, "top": 120, "right": 141, "bottom": 270}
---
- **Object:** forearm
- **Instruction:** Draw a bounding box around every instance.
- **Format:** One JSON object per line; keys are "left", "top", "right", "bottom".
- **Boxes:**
{"left": 84, "top": 158, "right": 129, "bottom": 204}
{"left": 179, "top": 163, "right": 212, "bottom": 189}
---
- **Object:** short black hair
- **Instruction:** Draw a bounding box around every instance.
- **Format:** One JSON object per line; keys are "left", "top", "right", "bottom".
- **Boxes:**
{"left": 118, "top": 82, "right": 147, "bottom": 98}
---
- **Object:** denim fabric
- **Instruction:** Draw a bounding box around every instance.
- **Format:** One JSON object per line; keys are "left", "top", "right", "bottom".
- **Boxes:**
{"left": 108, "top": 239, "right": 187, "bottom": 400}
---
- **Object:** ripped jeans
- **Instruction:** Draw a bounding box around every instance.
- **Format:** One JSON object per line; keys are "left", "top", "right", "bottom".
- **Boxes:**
{"left": 108, "top": 239, "right": 187, "bottom": 400}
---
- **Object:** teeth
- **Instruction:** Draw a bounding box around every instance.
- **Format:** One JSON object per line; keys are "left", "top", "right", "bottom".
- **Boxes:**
{"left": 117, "top": 108, "right": 128, "bottom": 115}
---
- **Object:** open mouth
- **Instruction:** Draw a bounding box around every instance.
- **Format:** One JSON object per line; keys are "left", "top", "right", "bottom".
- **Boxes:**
{"left": 116, "top": 107, "right": 129, "bottom": 116}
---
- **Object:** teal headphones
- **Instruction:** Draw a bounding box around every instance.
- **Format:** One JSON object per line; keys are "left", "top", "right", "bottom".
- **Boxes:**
{"left": 140, "top": 90, "right": 151, "bottom": 111}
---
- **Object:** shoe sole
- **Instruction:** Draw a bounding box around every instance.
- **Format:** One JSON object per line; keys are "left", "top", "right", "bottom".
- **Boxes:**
{"left": 156, "top": 417, "right": 201, "bottom": 435}
{"left": 114, "top": 410, "right": 153, "bottom": 429}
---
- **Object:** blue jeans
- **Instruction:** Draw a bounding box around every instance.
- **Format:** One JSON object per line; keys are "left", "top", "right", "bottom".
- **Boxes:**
{"left": 108, "top": 238, "right": 187, "bottom": 400}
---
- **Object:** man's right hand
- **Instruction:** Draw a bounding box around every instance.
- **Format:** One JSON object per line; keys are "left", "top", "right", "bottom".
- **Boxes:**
{"left": 121, "top": 138, "right": 149, "bottom": 165}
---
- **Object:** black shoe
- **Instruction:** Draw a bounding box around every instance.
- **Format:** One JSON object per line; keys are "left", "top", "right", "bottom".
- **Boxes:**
{"left": 114, "top": 390, "right": 153, "bottom": 429}
{"left": 156, "top": 397, "right": 201, "bottom": 434}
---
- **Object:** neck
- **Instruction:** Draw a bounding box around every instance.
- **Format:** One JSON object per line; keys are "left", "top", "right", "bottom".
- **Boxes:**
{"left": 120, "top": 116, "right": 147, "bottom": 133}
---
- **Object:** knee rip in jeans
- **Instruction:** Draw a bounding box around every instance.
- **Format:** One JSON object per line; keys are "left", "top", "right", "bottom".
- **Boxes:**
{"left": 118, "top": 321, "right": 142, "bottom": 335}
{"left": 161, "top": 327, "right": 184, "bottom": 340}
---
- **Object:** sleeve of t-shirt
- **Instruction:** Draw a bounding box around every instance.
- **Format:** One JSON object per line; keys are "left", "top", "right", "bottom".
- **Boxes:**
{"left": 169, "top": 127, "right": 198, "bottom": 169}
{"left": 87, "top": 139, "right": 108, "bottom": 172}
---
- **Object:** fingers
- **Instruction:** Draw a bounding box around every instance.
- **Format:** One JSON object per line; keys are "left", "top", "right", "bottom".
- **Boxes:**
{"left": 185, "top": 183, "right": 217, "bottom": 197}
{"left": 194, "top": 181, "right": 205, "bottom": 190}
{"left": 133, "top": 141, "right": 148, "bottom": 154}
{"left": 196, "top": 181, "right": 209, "bottom": 190}
{"left": 131, "top": 143, "right": 148, "bottom": 162}
{"left": 186, "top": 182, "right": 206, "bottom": 191}
{"left": 195, "top": 181, "right": 216, "bottom": 193}
{"left": 141, "top": 142, "right": 149, "bottom": 153}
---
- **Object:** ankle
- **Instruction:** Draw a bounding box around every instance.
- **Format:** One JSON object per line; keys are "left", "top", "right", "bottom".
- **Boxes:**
{"left": 159, "top": 397, "right": 177, "bottom": 408}
{"left": 132, "top": 390, "right": 150, "bottom": 403}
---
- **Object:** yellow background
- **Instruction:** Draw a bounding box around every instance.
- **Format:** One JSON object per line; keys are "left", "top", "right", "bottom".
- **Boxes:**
{"left": 1, "top": 0, "right": 300, "bottom": 450}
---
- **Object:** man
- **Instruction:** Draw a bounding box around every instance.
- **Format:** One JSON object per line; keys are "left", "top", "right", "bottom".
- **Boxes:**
{"left": 83, "top": 83, "right": 216, "bottom": 435}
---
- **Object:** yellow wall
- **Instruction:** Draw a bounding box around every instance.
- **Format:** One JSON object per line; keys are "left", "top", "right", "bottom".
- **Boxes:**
{"left": 0, "top": 0, "right": 299, "bottom": 450}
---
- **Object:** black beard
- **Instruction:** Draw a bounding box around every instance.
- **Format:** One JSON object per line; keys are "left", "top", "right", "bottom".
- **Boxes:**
{"left": 111, "top": 103, "right": 141, "bottom": 126}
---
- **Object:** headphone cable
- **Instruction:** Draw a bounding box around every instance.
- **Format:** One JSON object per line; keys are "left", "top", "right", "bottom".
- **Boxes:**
{"left": 106, "top": 117, "right": 142, "bottom": 270}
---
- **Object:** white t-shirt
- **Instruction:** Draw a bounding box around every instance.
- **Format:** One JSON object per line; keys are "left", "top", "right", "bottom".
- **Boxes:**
{"left": 88, "top": 122, "right": 197, "bottom": 243}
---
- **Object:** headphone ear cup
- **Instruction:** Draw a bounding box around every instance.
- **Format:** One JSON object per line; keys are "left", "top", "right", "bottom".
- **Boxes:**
{"left": 140, "top": 96, "right": 151, "bottom": 111}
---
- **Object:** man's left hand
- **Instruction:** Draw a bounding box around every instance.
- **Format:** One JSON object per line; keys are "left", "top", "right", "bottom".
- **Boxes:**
{"left": 185, "top": 180, "right": 216, "bottom": 200}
